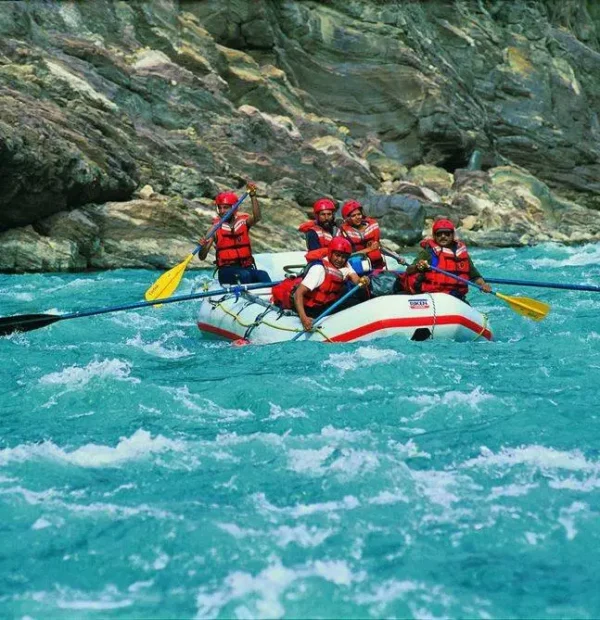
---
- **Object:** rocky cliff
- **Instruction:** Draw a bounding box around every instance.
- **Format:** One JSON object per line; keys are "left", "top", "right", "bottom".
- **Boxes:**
{"left": 1, "top": 0, "right": 600, "bottom": 272}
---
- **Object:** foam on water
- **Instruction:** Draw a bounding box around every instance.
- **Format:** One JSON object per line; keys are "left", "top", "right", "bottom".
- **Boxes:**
{"left": 320, "top": 425, "right": 373, "bottom": 442}
{"left": 28, "top": 585, "right": 134, "bottom": 611}
{"left": 323, "top": 346, "right": 403, "bottom": 373}
{"left": 527, "top": 243, "right": 600, "bottom": 268}
{"left": 403, "top": 386, "right": 494, "bottom": 416}
{"left": 2, "top": 249, "right": 600, "bottom": 618}
{"left": 112, "top": 312, "right": 168, "bottom": 329}
{"left": 125, "top": 331, "right": 192, "bottom": 359}
{"left": 267, "top": 403, "right": 307, "bottom": 420}
{"left": 0, "top": 429, "right": 185, "bottom": 468}
{"left": 410, "top": 469, "right": 465, "bottom": 509}
{"left": 195, "top": 556, "right": 364, "bottom": 619}
{"left": 11, "top": 292, "right": 35, "bottom": 302}
{"left": 286, "top": 446, "right": 380, "bottom": 480}
{"left": 38, "top": 358, "right": 139, "bottom": 388}
{"left": 558, "top": 501, "right": 589, "bottom": 540}
{"left": 463, "top": 445, "right": 597, "bottom": 472}
{"left": 38, "top": 279, "right": 93, "bottom": 295}
{"left": 368, "top": 489, "right": 410, "bottom": 505}
{"left": 549, "top": 476, "right": 600, "bottom": 492}
{"left": 31, "top": 517, "right": 53, "bottom": 530}
{"left": 287, "top": 446, "right": 336, "bottom": 475}
{"left": 217, "top": 522, "right": 333, "bottom": 549}
{"left": 165, "top": 388, "right": 254, "bottom": 421}
{"left": 254, "top": 492, "right": 361, "bottom": 519}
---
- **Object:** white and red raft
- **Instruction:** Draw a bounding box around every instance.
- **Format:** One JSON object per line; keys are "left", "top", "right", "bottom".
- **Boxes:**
{"left": 195, "top": 252, "right": 493, "bottom": 344}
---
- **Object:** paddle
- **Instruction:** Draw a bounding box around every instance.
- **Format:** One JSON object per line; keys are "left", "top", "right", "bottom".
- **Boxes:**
{"left": 380, "top": 246, "right": 408, "bottom": 267}
{"left": 381, "top": 248, "right": 549, "bottom": 321}
{"left": 291, "top": 281, "right": 366, "bottom": 342}
{"left": 144, "top": 192, "right": 249, "bottom": 302}
{"left": 485, "top": 278, "right": 600, "bottom": 293}
{"left": 0, "top": 280, "right": 281, "bottom": 337}
{"left": 432, "top": 267, "right": 549, "bottom": 321}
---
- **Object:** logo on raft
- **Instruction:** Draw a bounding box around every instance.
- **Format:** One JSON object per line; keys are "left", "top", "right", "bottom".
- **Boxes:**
{"left": 409, "top": 299, "right": 430, "bottom": 310}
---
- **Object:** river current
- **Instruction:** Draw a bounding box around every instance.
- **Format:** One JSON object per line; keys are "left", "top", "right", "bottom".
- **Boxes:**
{"left": 1, "top": 243, "right": 599, "bottom": 618}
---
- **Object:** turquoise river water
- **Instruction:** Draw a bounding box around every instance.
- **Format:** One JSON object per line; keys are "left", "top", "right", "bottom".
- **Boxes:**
{"left": 1, "top": 244, "right": 600, "bottom": 618}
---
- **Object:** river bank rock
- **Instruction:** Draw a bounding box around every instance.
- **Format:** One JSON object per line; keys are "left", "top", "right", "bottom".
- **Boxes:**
{"left": 0, "top": 191, "right": 310, "bottom": 272}
{"left": 3, "top": 162, "right": 599, "bottom": 273}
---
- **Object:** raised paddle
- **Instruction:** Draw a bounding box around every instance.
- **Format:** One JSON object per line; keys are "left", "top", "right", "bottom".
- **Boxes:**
{"left": 0, "top": 280, "right": 281, "bottom": 337}
{"left": 291, "top": 281, "right": 366, "bottom": 342}
{"left": 144, "top": 192, "right": 249, "bottom": 302}
{"left": 485, "top": 277, "right": 600, "bottom": 293}
{"left": 381, "top": 248, "right": 549, "bottom": 322}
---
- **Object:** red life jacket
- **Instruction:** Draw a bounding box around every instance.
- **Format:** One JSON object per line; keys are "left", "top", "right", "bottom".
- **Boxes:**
{"left": 304, "top": 247, "right": 329, "bottom": 261}
{"left": 403, "top": 239, "right": 470, "bottom": 296}
{"left": 298, "top": 220, "right": 334, "bottom": 262}
{"left": 271, "top": 276, "right": 300, "bottom": 309}
{"left": 339, "top": 218, "right": 385, "bottom": 269}
{"left": 214, "top": 214, "right": 253, "bottom": 268}
{"left": 270, "top": 257, "right": 345, "bottom": 310}
{"left": 304, "top": 257, "right": 346, "bottom": 308}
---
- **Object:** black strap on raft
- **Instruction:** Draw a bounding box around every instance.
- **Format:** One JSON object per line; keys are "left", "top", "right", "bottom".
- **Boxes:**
{"left": 240, "top": 292, "right": 275, "bottom": 341}
{"left": 283, "top": 264, "right": 306, "bottom": 275}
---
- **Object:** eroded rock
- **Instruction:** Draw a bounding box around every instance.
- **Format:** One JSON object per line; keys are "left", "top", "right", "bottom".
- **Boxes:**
{"left": 1, "top": 0, "right": 600, "bottom": 272}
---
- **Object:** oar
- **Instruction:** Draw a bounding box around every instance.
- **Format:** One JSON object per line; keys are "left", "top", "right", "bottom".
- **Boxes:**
{"left": 430, "top": 267, "right": 549, "bottom": 321}
{"left": 0, "top": 280, "right": 281, "bottom": 337}
{"left": 291, "top": 282, "right": 365, "bottom": 342}
{"left": 144, "top": 192, "right": 249, "bottom": 302}
{"left": 485, "top": 277, "right": 600, "bottom": 293}
{"left": 381, "top": 247, "right": 549, "bottom": 322}
{"left": 381, "top": 247, "right": 408, "bottom": 266}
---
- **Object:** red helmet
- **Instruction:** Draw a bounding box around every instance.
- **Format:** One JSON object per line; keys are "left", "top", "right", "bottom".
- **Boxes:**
{"left": 432, "top": 218, "right": 455, "bottom": 234}
{"left": 328, "top": 237, "right": 352, "bottom": 257}
{"left": 215, "top": 191, "right": 239, "bottom": 206}
{"left": 342, "top": 200, "right": 362, "bottom": 219}
{"left": 313, "top": 198, "right": 335, "bottom": 214}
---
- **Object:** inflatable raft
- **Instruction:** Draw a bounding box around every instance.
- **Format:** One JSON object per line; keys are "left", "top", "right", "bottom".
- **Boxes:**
{"left": 195, "top": 252, "right": 492, "bottom": 344}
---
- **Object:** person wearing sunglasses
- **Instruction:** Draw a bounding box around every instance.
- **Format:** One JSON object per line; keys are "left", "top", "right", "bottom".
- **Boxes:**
{"left": 400, "top": 218, "right": 491, "bottom": 301}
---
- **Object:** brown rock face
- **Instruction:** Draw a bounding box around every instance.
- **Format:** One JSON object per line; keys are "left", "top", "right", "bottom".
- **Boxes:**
{"left": 1, "top": 0, "right": 600, "bottom": 271}
{"left": 192, "top": 0, "right": 600, "bottom": 205}
{"left": 0, "top": 90, "right": 138, "bottom": 229}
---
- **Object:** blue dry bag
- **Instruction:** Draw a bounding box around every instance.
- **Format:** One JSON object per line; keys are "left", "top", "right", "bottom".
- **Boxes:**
{"left": 348, "top": 255, "right": 372, "bottom": 275}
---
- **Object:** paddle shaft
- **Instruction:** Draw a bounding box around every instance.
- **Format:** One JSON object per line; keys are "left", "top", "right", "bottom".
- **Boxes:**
{"left": 381, "top": 247, "right": 408, "bottom": 265}
{"left": 486, "top": 277, "right": 600, "bottom": 293}
{"left": 66, "top": 282, "right": 278, "bottom": 319}
{"left": 194, "top": 192, "right": 248, "bottom": 255}
{"left": 428, "top": 264, "right": 485, "bottom": 292}
{"left": 291, "top": 282, "right": 364, "bottom": 342}
{"left": 0, "top": 281, "right": 281, "bottom": 336}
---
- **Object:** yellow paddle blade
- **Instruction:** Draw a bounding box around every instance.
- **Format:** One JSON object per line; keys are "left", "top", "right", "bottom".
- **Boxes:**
{"left": 144, "top": 254, "right": 194, "bottom": 302}
{"left": 495, "top": 292, "right": 550, "bottom": 321}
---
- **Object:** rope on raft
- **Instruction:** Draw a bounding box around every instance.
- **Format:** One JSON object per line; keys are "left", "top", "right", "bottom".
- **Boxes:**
{"left": 204, "top": 288, "right": 488, "bottom": 344}
{"left": 213, "top": 292, "right": 333, "bottom": 342}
